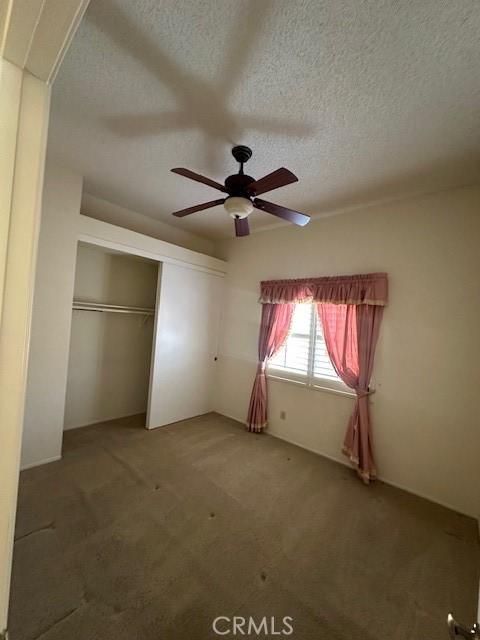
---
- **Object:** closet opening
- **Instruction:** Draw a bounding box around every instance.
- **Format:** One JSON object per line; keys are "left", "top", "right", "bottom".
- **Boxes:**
{"left": 63, "top": 241, "right": 159, "bottom": 436}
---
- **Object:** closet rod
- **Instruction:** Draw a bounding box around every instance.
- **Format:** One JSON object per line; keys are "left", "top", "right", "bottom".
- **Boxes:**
{"left": 72, "top": 301, "right": 155, "bottom": 316}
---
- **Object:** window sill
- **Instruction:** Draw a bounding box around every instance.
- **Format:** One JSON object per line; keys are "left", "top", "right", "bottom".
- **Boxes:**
{"left": 267, "top": 373, "right": 356, "bottom": 399}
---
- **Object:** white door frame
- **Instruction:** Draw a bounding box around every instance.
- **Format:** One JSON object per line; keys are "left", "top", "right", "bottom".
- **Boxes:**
{"left": 0, "top": 1, "right": 89, "bottom": 633}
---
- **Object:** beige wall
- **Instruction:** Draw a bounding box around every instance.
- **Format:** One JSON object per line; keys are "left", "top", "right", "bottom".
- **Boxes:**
{"left": 22, "top": 162, "right": 83, "bottom": 468}
{"left": 214, "top": 185, "right": 480, "bottom": 518}
{"left": 0, "top": 1, "right": 89, "bottom": 629}
{"left": 64, "top": 244, "right": 157, "bottom": 429}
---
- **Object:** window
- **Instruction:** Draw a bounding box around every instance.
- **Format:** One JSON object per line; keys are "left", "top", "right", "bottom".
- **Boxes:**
{"left": 268, "top": 303, "right": 350, "bottom": 393}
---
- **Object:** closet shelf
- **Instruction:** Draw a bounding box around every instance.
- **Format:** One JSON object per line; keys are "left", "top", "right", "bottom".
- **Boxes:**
{"left": 72, "top": 301, "right": 155, "bottom": 316}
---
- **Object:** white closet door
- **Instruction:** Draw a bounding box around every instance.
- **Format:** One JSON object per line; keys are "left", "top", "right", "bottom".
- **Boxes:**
{"left": 147, "top": 262, "right": 223, "bottom": 428}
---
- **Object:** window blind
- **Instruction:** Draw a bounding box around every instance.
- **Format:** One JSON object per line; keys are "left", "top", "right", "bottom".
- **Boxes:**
{"left": 313, "top": 321, "right": 339, "bottom": 382}
{"left": 269, "top": 303, "right": 345, "bottom": 389}
{"left": 270, "top": 303, "right": 311, "bottom": 373}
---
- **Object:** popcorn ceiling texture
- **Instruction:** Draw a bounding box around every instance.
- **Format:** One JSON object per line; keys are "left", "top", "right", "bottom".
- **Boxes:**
{"left": 49, "top": 0, "right": 480, "bottom": 239}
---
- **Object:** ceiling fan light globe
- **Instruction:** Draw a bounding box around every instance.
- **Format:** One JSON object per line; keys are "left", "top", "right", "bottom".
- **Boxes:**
{"left": 224, "top": 196, "right": 253, "bottom": 220}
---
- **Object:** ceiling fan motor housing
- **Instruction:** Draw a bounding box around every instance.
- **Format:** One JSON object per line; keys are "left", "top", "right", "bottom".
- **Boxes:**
{"left": 224, "top": 173, "right": 255, "bottom": 196}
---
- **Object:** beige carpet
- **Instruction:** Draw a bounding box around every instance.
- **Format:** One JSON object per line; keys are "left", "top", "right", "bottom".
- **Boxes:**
{"left": 9, "top": 413, "right": 479, "bottom": 639}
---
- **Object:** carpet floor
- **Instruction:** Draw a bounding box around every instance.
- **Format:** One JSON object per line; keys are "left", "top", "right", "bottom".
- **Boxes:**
{"left": 9, "top": 413, "right": 479, "bottom": 639}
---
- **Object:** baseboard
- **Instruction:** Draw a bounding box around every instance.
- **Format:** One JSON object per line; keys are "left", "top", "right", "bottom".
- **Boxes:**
{"left": 216, "top": 409, "right": 353, "bottom": 471}
{"left": 217, "top": 410, "right": 246, "bottom": 426}
{"left": 21, "top": 455, "right": 61, "bottom": 471}
{"left": 374, "top": 473, "right": 476, "bottom": 520}
{"left": 214, "top": 411, "right": 477, "bottom": 520}
{"left": 64, "top": 412, "right": 146, "bottom": 431}
{"left": 266, "top": 429, "right": 352, "bottom": 469}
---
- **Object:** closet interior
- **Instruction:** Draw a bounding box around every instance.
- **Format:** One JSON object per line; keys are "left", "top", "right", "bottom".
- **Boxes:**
{"left": 64, "top": 242, "right": 158, "bottom": 431}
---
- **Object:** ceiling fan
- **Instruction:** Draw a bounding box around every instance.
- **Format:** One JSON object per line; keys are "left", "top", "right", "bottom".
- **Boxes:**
{"left": 171, "top": 146, "right": 310, "bottom": 237}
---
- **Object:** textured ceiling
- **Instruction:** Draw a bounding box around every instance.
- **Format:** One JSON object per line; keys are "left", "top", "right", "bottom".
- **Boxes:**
{"left": 49, "top": 0, "right": 480, "bottom": 239}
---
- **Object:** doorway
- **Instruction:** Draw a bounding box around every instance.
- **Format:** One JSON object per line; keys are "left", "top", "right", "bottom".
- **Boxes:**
{"left": 64, "top": 242, "right": 158, "bottom": 432}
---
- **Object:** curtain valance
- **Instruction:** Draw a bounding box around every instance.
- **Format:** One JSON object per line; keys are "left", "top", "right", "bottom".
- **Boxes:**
{"left": 259, "top": 272, "right": 388, "bottom": 306}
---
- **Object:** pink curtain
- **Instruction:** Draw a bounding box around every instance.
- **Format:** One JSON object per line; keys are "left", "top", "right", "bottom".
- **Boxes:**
{"left": 249, "top": 273, "right": 387, "bottom": 477}
{"left": 246, "top": 303, "right": 293, "bottom": 432}
{"left": 318, "top": 303, "right": 384, "bottom": 483}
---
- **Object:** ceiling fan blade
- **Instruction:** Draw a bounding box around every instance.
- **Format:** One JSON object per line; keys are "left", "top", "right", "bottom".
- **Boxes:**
{"left": 172, "top": 199, "right": 225, "bottom": 217}
{"left": 246, "top": 168, "right": 298, "bottom": 197}
{"left": 171, "top": 168, "right": 226, "bottom": 192}
{"left": 234, "top": 217, "right": 250, "bottom": 237}
{"left": 253, "top": 198, "right": 310, "bottom": 227}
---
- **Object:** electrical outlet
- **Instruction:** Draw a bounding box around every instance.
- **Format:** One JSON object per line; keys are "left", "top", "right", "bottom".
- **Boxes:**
{"left": 280, "top": 411, "right": 286, "bottom": 420}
